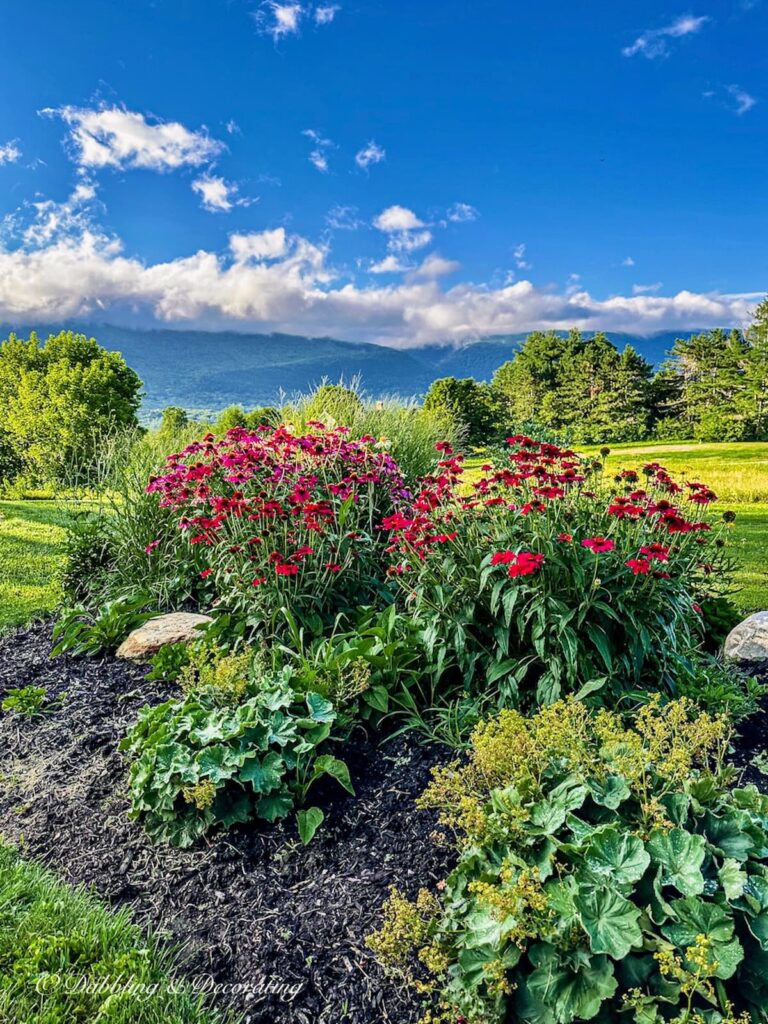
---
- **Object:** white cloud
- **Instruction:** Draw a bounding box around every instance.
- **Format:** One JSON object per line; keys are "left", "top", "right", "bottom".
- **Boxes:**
{"left": 513, "top": 242, "right": 530, "bottom": 270}
{"left": 225, "top": 120, "right": 241, "bottom": 135}
{"left": 355, "top": 140, "right": 386, "bottom": 170}
{"left": 632, "top": 282, "right": 663, "bottom": 295}
{"left": 446, "top": 202, "right": 478, "bottom": 223}
{"left": 373, "top": 205, "right": 425, "bottom": 232}
{"left": 43, "top": 105, "right": 223, "bottom": 171}
{"left": 192, "top": 175, "right": 253, "bottom": 213}
{"left": 303, "top": 128, "right": 332, "bottom": 173}
{"left": 369, "top": 254, "right": 410, "bottom": 274}
{"left": 325, "top": 204, "right": 363, "bottom": 230}
{"left": 621, "top": 256, "right": 636, "bottom": 267}
{"left": 314, "top": 4, "right": 340, "bottom": 24}
{"left": 229, "top": 227, "right": 288, "bottom": 262}
{"left": 256, "top": 2, "right": 304, "bottom": 40}
{"left": 0, "top": 226, "right": 756, "bottom": 346}
{"left": 21, "top": 181, "right": 99, "bottom": 246}
{"left": 623, "top": 14, "right": 709, "bottom": 59}
{"left": 413, "top": 254, "right": 461, "bottom": 278}
{"left": 726, "top": 84, "right": 757, "bottom": 115}
{"left": 387, "top": 229, "right": 433, "bottom": 253}
{"left": 0, "top": 141, "right": 21, "bottom": 165}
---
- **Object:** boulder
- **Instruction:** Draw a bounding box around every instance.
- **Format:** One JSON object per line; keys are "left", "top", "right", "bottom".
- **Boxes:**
{"left": 724, "top": 611, "right": 768, "bottom": 663}
{"left": 116, "top": 612, "right": 212, "bottom": 660}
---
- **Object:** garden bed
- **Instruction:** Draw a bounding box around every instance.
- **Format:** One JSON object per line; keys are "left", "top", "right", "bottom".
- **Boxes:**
{"left": 0, "top": 622, "right": 452, "bottom": 1024}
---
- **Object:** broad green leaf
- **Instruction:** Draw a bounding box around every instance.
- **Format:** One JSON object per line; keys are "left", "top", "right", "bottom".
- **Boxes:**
{"left": 363, "top": 685, "right": 389, "bottom": 712}
{"left": 574, "top": 885, "right": 643, "bottom": 958}
{"left": 662, "top": 896, "right": 743, "bottom": 979}
{"left": 311, "top": 755, "right": 354, "bottom": 794}
{"left": 527, "top": 944, "right": 618, "bottom": 1023}
{"left": 530, "top": 778, "right": 588, "bottom": 835}
{"left": 704, "top": 810, "right": 754, "bottom": 862}
{"left": 297, "top": 806, "right": 324, "bottom": 845}
{"left": 215, "top": 791, "right": 252, "bottom": 828}
{"left": 255, "top": 792, "right": 294, "bottom": 822}
{"left": 647, "top": 829, "right": 706, "bottom": 896}
{"left": 305, "top": 692, "right": 336, "bottom": 723}
{"left": 196, "top": 745, "right": 234, "bottom": 784}
{"left": 239, "top": 750, "right": 285, "bottom": 794}
{"left": 583, "top": 828, "right": 650, "bottom": 887}
{"left": 718, "top": 858, "right": 747, "bottom": 901}
{"left": 587, "top": 775, "right": 631, "bottom": 810}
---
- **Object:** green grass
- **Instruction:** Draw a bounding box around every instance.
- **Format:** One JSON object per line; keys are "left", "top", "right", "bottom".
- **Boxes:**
{"left": 0, "top": 842, "right": 229, "bottom": 1023}
{"left": 0, "top": 500, "right": 68, "bottom": 630}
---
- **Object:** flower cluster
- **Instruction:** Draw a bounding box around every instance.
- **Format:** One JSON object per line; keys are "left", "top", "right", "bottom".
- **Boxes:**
{"left": 383, "top": 437, "right": 732, "bottom": 706}
{"left": 145, "top": 424, "right": 410, "bottom": 626}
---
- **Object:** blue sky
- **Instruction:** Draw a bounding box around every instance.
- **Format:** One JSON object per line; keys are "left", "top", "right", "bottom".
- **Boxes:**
{"left": 0, "top": 0, "right": 765, "bottom": 346}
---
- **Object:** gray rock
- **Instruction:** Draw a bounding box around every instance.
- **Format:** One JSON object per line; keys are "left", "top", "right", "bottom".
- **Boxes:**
{"left": 724, "top": 611, "right": 768, "bottom": 663}
{"left": 116, "top": 612, "right": 212, "bottom": 660}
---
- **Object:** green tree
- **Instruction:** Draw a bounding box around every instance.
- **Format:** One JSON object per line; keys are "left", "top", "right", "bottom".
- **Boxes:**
{"left": 0, "top": 330, "right": 142, "bottom": 484}
{"left": 423, "top": 376, "right": 501, "bottom": 445}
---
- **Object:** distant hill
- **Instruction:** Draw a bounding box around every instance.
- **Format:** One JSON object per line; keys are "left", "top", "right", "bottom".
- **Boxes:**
{"left": 0, "top": 323, "right": 703, "bottom": 417}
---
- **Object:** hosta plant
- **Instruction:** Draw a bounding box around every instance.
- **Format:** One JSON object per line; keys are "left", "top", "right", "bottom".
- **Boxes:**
{"left": 386, "top": 438, "right": 733, "bottom": 708}
{"left": 368, "top": 697, "right": 768, "bottom": 1024}
{"left": 144, "top": 423, "right": 410, "bottom": 635}
{"left": 121, "top": 662, "right": 351, "bottom": 847}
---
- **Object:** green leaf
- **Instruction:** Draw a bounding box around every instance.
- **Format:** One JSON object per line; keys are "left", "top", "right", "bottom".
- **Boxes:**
{"left": 239, "top": 751, "right": 285, "bottom": 794}
{"left": 297, "top": 806, "right": 324, "bottom": 845}
{"left": 587, "top": 775, "right": 631, "bottom": 810}
{"left": 704, "top": 810, "right": 755, "bottom": 861}
{"left": 526, "top": 944, "right": 618, "bottom": 1023}
{"left": 363, "top": 685, "right": 389, "bottom": 712}
{"left": 574, "top": 886, "right": 643, "bottom": 958}
{"left": 255, "top": 792, "right": 294, "bottom": 822}
{"left": 647, "top": 829, "right": 706, "bottom": 896}
{"left": 662, "top": 896, "right": 744, "bottom": 980}
{"left": 530, "top": 778, "right": 588, "bottom": 835}
{"left": 305, "top": 692, "right": 336, "bottom": 723}
{"left": 583, "top": 828, "right": 650, "bottom": 887}
{"left": 718, "top": 858, "right": 747, "bottom": 901}
{"left": 311, "top": 755, "right": 354, "bottom": 795}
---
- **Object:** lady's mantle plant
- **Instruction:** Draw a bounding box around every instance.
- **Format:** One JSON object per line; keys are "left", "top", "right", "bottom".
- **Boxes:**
{"left": 121, "top": 650, "right": 351, "bottom": 847}
{"left": 368, "top": 697, "right": 768, "bottom": 1024}
{"left": 386, "top": 438, "right": 732, "bottom": 707}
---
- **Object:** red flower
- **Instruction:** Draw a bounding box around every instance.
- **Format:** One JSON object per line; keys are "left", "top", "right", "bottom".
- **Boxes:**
{"left": 144, "top": 539, "right": 160, "bottom": 554}
{"left": 491, "top": 551, "right": 516, "bottom": 565}
{"left": 639, "top": 542, "right": 670, "bottom": 562}
{"left": 557, "top": 533, "right": 573, "bottom": 543}
{"left": 582, "top": 537, "right": 615, "bottom": 553}
{"left": 625, "top": 557, "right": 652, "bottom": 575}
{"left": 507, "top": 552, "right": 545, "bottom": 578}
{"left": 200, "top": 568, "right": 213, "bottom": 579}
{"left": 275, "top": 563, "right": 299, "bottom": 576}
{"left": 324, "top": 562, "right": 342, "bottom": 572}
{"left": 252, "top": 576, "right": 267, "bottom": 586}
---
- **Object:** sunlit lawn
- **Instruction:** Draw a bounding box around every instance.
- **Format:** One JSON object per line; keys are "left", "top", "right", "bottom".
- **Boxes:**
{"left": 0, "top": 500, "right": 68, "bottom": 630}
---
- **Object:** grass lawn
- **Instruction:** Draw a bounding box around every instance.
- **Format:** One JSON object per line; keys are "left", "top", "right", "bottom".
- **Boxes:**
{"left": 0, "top": 500, "right": 68, "bottom": 630}
{"left": 0, "top": 842, "right": 225, "bottom": 1023}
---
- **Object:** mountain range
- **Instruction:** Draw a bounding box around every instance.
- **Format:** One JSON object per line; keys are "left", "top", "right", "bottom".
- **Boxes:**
{"left": 2, "top": 323, "right": 702, "bottom": 418}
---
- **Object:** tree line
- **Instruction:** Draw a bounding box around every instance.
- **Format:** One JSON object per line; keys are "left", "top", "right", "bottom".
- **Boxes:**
{"left": 424, "top": 298, "right": 768, "bottom": 445}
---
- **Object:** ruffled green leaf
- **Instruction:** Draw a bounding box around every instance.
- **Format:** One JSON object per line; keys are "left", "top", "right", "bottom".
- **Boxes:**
{"left": 574, "top": 885, "right": 643, "bottom": 958}
{"left": 647, "top": 829, "right": 706, "bottom": 896}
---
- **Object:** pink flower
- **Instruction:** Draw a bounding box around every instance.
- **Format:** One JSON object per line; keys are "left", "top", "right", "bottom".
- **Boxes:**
{"left": 144, "top": 539, "right": 161, "bottom": 554}
{"left": 625, "top": 557, "right": 652, "bottom": 575}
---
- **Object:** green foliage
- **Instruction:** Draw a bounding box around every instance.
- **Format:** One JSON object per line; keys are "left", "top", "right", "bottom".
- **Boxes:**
{"left": 491, "top": 331, "right": 654, "bottom": 445}
{"left": 121, "top": 658, "right": 351, "bottom": 847}
{"left": 0, "top": 842, "right": 227, "bottom": 1023}
{"left": 301, "top": 383, "right": 365, "bottom": 426}
{"left": 423, "top": 376, "right": 501, "bottom": 445}
{"left": 368, "top": 698, "right": 768, "bottom": 1024}
{"left": 1, "top": 685, "right": 48, "bottom": 716}
{"left": 0, "top": 331, "right": 142, "bottom": 486}
{"left": 51, "top": 595, "right": 154, "bottom": 657}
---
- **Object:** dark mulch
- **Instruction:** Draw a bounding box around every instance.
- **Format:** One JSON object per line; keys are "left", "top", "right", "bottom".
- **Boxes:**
{"left": 0, "top": 622, "right": 452, "bottom": 1024}
{"left": 729, "top": 659, "right": 768, "bottom": 788}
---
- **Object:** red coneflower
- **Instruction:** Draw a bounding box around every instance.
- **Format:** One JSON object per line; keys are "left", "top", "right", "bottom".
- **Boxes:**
{"left": 582, "top": 537, "right": 615, "bottom": 553}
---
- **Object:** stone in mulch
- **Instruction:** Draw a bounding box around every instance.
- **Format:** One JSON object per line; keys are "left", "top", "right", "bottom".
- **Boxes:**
{"left": 0, "top": 622, "right": 452, "bottom": 1024}
{"left": 116, "top": 611, "right": 213, "bottom": 660}
{"left": 725, "top": 611, "right": 768, "bottom": 664}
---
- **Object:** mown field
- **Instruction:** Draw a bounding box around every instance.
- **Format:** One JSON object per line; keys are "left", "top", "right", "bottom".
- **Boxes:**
{"left": 0, "top": 440, "right": 766, "bottom": 631}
